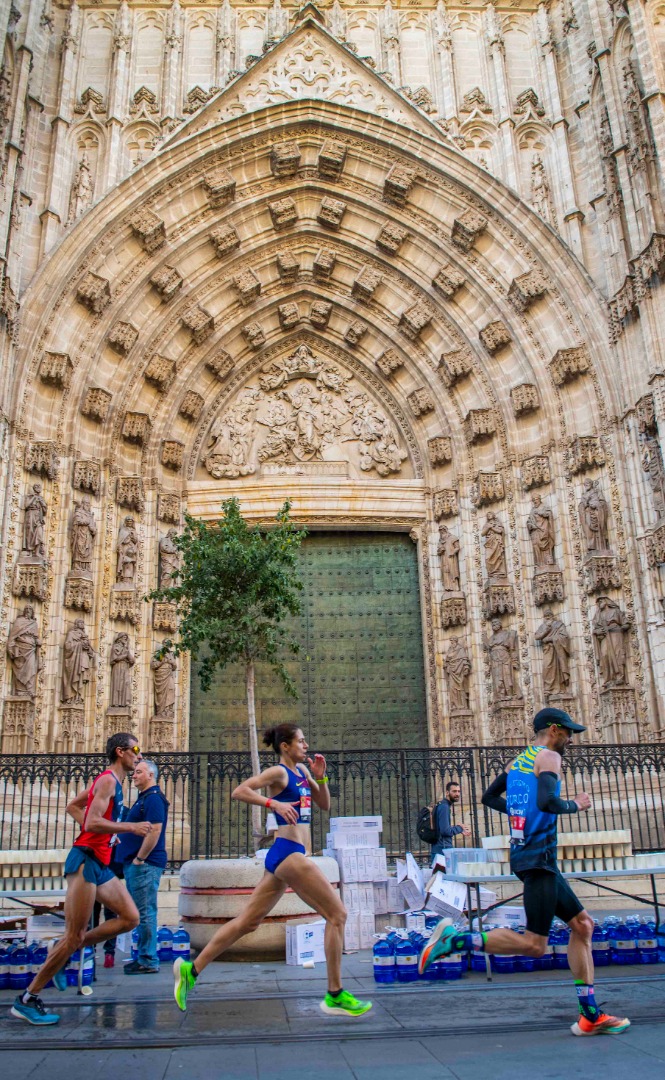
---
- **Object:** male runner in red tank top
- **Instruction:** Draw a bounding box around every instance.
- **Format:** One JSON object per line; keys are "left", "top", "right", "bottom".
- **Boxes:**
{"left": 11, "top": 732, "right": 154, "bottom": 1026}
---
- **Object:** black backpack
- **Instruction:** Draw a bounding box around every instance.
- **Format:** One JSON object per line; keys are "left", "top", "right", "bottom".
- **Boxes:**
{"left": 416, "top": 803, "right": 439, "bottom": 845}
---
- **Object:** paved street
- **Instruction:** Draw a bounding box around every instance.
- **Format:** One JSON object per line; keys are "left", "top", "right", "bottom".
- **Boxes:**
{"left": 2, "top": 954, "right": 664, "bottom": 1078}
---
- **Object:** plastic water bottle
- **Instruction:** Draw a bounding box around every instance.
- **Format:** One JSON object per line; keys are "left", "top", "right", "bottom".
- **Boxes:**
{"left": 553, "top": 922, "right": 570, "bottom": 970}
{"left": 373, "top": 936, "right": 396, "bottom": 984}
{"left": 157, "top": 926, "right": 174, "bottom": 963}
{"left": 68, "top": 947, "right": 94, "bottom": 987}
{"left": 395, "top": 934, "right": 419, "bottom": 983}
{"left": 637, "top": 918, "right": 659, "bottom": 964}
{"left": 172, "top": 926, "right": 191, "bottom": 962}
{"left": 657, "top": 920, "right": 665, "bottom": 963}
{"left": 441, "top": 952, "right": 464, "bottom": 979}
{"left": 130, "top": 927, "right": 139, "bottom": 961}
{"left": 9, "top": 943, "right": 31, "bottom": 990}
{"left": 0, "top": 942, "right": 9, "bottom": 990}
{"left": 611, "top": 919, "right": 637, "bottom": 965}
{"left": 591, "top": 922, "right": 610, "bottom": 967}
{"left": 30, "top": 941, "right": 48, "bottom": 977}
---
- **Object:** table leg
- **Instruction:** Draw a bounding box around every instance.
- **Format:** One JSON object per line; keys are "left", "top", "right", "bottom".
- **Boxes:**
{"left": 651, "top": 874, "right": 661, "bottom": 936}
{"left": 475, "top": 882, "right": 492, "bottom": 982}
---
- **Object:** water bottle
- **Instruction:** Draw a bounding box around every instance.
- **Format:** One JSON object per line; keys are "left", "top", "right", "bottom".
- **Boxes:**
{"left": 611, "top": 919, "right": 636, "bottom": 965}
{"left": 470, "top": 950, "right": 489, "bottom": 973}
{"left": 591, "top": 922, "right": 610, "bottom": 967}
{"left": 172, "top": 926, "right": 191, "bottom": 962}
{"left": 130, "top": 927, "right": 139, "bottom": 961}
{"left": 68, "top": 947, "right": 94, "bottom": 987}
{"left": 157, "top": 926, "right": 174, "bottom": 963}
{"left": 373, "top": 936, "right": 396, "bottom": 984}
{"left": 0, "top": 942, "right": 9, "bottom": 990}
{"left": 30, "top": 941, "right": 48, "bottom": 978}
{"left": 657, "top": 920, "right": 665, "bottom": 963}
{"left": 553, "top": 921, "right": 570, "bottom": 970}
{"left": 441, "top": 952, "right": 464, "bottom": 979}
{"left": 637, "top": 917, "right": 659, "bottom": 964}
{"left": 395, "top": 934, "right": 419, "bottom": 983}
{"left": 9, "top": 943, "right": 31, "bottom": 990}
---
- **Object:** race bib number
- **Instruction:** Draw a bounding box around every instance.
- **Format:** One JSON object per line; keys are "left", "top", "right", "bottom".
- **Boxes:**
{"left": 299, "top": 793, "right": 312, "bottom": 823}
{"left": 509, "top": 814, "right": 526, "bottom": 841}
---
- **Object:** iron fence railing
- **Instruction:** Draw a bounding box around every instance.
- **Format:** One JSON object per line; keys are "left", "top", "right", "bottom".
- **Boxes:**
{"left": 0, "top": 743, "right": 663, "bottom": 870}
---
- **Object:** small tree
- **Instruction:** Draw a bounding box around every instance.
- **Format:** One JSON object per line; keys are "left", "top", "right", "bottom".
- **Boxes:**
{"left": 149, "top": 498, "right": 306, "bottom": 839}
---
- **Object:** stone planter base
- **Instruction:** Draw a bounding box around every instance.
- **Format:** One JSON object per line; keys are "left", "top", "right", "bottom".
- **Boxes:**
{"left": 179, "top": 855, "right": 340, "bottom": 959}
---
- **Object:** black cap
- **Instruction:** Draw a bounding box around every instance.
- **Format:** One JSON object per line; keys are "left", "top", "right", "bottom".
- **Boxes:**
{"left": 533, "top": 707, "right": 586, "bottom": 734}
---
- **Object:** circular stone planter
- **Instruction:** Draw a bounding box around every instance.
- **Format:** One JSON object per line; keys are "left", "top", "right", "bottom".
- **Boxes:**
{"left": 178, "top": 856, "right": 341, "bottom": 960}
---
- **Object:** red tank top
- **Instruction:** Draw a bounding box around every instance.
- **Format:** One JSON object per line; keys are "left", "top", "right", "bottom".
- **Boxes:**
{"left": 74, "top": 768, "right": 124, "bottom": 865}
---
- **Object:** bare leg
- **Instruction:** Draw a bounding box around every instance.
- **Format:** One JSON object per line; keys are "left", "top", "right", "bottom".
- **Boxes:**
{"left": 28, "top": 868, "right": 96, "bottom": 994}
{"left": 566, "top": 910, "right": 594, "bottom": 984}
{"left": 194, "top": 872, "right": 286, "bottom": 975}
{"left": 82, "top": 877, "right": 140, "bottom": 947}
{"left": 277, "top": 854, "right": 346, "bottom": 993}
{"left": 482, "top": 927, "right": 548, "bottom": 958}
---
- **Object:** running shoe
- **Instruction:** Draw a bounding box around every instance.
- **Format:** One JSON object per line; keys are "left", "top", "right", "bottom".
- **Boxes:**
{"left": 11, "top": 994, "right": 60, "bottom": 1026}
{"left": 173, "top": 957, "right": 197, "bottom": 1011}
{"left": 571, "top": 1013, "right": 631, "bottom": 1036}
{"left": 320, "top": 990, "right": 373, "bottom": 1017}
{"left": 52, "top": 963, "right": 68, "bottom": 991}
{"left": 418, "top": 921, "right": 456, "bottom": 975}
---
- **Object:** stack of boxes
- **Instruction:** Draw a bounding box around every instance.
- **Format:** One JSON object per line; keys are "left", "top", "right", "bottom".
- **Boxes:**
{"left": 451, "top": 829, "right": 637, "bottom": 876}
{"left": 324, "top": 815, "right": 389, "bottom": 950}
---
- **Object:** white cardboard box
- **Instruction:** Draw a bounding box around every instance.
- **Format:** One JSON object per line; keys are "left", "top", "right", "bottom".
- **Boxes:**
{"left": 286, "top": 920, "right": 326, "bottom": 965}
{"left": 344, "top": 912, "right": 360, "bottom": 951}
{"left": 358, "top": 883, "right": 375, "bottom": 912}
{"left": 356, "top": 848, "right": 387, "bottom": 881}
{"left": 425, "top": 874, "right": 467, "bottom": 918}
{"left": 387, "top": 876, "right": 404, "bottom": 913}
{"left": 340, "top": 882, "right": 361, "bottom": 913}
{"left": 327, "top": 830, "right": 381, "bottom": 850}
{"left": 334, "top": 848, "right": 359, "bottom": 882}
{"left": 359, "top": 910, "right": 375, "bottom": 949}
{"left": 373, "top": 881, "right": 388, "bottom": 914}
{"left": 396, "top": 853, "right": 426, "bottom": 910}
{"left": 330, "top": 816, "right": 383, "bottom": 832}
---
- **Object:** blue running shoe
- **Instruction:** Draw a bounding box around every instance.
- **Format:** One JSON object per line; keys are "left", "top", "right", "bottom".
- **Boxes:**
{"left": 11, "top": 994, "right": 60, "bottom": 1026}
{"left": 52, "top": 963, "right": 68, "bottom": 991}
{"left": 418, "top": 922, "right": 456, "bottom": 975}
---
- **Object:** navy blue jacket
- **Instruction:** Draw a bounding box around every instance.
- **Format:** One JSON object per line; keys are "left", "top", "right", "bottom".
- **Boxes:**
{"left": 430, "top": 799, "right": 464, "bottom": 856}
{"left": 116, "top": 786, "right": 169, "bottom": 868}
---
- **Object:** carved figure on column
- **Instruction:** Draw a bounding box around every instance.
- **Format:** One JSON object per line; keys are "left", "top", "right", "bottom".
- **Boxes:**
{"left": 437, "top": 524, "right": 460, "bottom": 592}
{"left": 530, "top": 154, "right": 557, "bottom": 227}
{"left": 526, "top": 494, "right": 556, "bottom": 567}
{"left": 67, "top": 152, "right": 94, "bottom": 225}
{"left": 7, "top": 605, "right": 43, "bottom": 699}
{"left": 535, "top": 608, "right": 571, "bottom": 699}
{"left": 61, "top": 619, "right": 95, "bottom": 704}
{"left": 70, "top": 496, "right": 97, "bottom": 575}
{"left": 443, "top": 637, "right": 471, "bottom": 712}
{"left": 578, "top": 478, "right": 611, "bottom": 552}
{"left": 116, "top": 516, "right": 139, "bottom": 585}
{"left": 593, "top": 597, "right": 631, "bottom": 688}
{"left": 484, "top": 618, "right": 522, "bottom": 701}
{"left": 481, "top": 512, "right": 507, "bottom": 579}
{"left": 641, "top": 433, "right": 665, "bottom": 518}
{"left": 152, "top": 650, "right": 177, "bottom": 719}
{"left": 159, "top": 529, "right": 180, "bottom": 588}
{"left": 109, "top": 632, "right": 135, "bottom": 708}
{"left": 22, "top": 483, "right": 47, "bottom": 561}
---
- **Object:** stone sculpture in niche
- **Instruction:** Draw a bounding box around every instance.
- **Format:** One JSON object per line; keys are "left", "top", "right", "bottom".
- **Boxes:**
{"left": 437, "top": 524, "right": 460, "bottom": 592}
{"left": 152, "top": 650, "right": 177, "bottom": 719}
{"left": 641, "top": 433, "right": 665, "bottom": 518}
{"left": 22, "top": 484, "right": 47, "bottom": 561}
{"left": 204, "top": 344, "right": 408, "bottom": 480}
{"left": 526, "top": 495, "right": 556, "bottom": 567}
{"left": 481, "top": 513, "right": 507, "bottom": 579}
{"left": 116, "top": 516, "right": 139, "bottom": 585}
{"left": 159, "top": 529, "right": 180, "bottom": 588}
{"left": 109, "top": 633, "right": 135, "bottom": 709}
{"left": 7, "top": 605, "right": 43, "bottom": 699}
{"left": 484, "top": 618, "right": 523, "bottom": 702}
{"left": 61, "top": 619, "right": 95, "bottom": 704}
{"left": 443, "top": 637, "right": 471, "bottom": 712}
{"left": 593, "top": 597, "right": 631, "bottom": 688}
{"left": 70, "top": 497, "right": 97, "bottom": 575}
{"left": 579, "top": 479, "right": 611, "bottom": 551}
{"left": 535, "top": 608, "right": 572, "bottom": 700}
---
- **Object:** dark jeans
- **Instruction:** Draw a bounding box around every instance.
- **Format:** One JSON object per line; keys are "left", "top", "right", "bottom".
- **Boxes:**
{"left": 124, "top": 862, "right": 164, "bottom": 967}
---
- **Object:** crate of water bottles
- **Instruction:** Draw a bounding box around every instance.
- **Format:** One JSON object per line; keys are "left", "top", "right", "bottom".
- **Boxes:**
{"left": 372, "top": 916, "right": 466, "bottom": 985}
{"left": 126, "top": 924, "right": 190, "bottom": 964}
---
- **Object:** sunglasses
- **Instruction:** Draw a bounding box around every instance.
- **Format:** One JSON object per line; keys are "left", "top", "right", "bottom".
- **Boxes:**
{"left": 124, "top": 745, "right": 141, "bottom": 755}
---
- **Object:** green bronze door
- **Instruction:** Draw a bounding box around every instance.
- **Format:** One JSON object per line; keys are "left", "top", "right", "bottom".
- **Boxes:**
{"left": 189, "top": 532, "right": 428, "bottom": 752}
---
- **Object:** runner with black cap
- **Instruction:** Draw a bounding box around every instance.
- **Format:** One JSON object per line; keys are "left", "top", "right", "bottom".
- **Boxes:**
{"left": 419, "top": 706, "right": 630, "bottom": 1037}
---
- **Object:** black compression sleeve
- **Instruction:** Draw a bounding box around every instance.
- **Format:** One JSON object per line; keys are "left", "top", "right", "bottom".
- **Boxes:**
{"left": 482, "top": 771, "right": 508, "bottom": 814}
{"left": 536, "top": 771, "right": 579, "bottom": 814}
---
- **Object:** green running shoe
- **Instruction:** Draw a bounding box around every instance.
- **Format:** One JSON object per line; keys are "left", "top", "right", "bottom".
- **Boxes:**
{"left": 173, "top": 957, "right": 197, "bottom": 1011}
{"left": 320, "top": 990, "right": 373, "bottom": 1017}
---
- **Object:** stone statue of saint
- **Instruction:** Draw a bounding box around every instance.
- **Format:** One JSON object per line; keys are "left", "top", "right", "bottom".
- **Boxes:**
{"left": 592, "top": 596, "right": 630, "bottom": 688}
{"left": 443, "top": 637, "right": 471, "bottom": 712}
{"left": 641, "top": 434, "right": 665, "bottom": 517}
{"left": 70, "top": 496, "right": 97, "bottom": 575}
{"left": 22, "top": 484, "right": 47, "bottom": 561}
{"left": 109, "top": 632, "right": 135, "bottom": 708}
{"left": 116, "top": 516, "right": 138, "bottom": 585}
{"left": 535, "top": 608, "right": 571, "bottom": 697}
{"left": 526, "top": 494, "right": 556, "bottom": 567}
{"left": 484, "top": 618, "right": 522, "bottom": 701}
{"left": 151, "top": 651, "right": 177, "bottom": 719}
{"left": 437, "top": 525, "right": 460, "bottom": 592}
{"left": 159, "top": 529, "right": 180, "bottom": 589}
{"left": 481, "top": 513, "right": 507, "bottom": 579}
{"left": 578, "top": 478, "right": 610, "bottom": 552}
{"left": 61, "top": 619, "right": 95, "bottom": 704}
{"left": 7, "top": 605, "right": 43, "bottom": 699}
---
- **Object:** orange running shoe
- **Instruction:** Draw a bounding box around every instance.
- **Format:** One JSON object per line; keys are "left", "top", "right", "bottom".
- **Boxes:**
{"left": 571, "top": 1013, "right": 630, "bottom": 1036}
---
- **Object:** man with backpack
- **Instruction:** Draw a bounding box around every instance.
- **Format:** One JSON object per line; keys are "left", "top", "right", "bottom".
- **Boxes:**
{"left": 418, "top": 780, "right": 471, "bottom": 861}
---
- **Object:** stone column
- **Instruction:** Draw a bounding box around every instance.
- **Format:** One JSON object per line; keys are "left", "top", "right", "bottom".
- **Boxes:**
{"left": 162, "top": 0, "right": 184, "bottom": 128}
{"left": 105, "top": 1, "right": 131, "bottom": 191}
{"left": 483, "top": 3, "right": 518, "bottom": 189}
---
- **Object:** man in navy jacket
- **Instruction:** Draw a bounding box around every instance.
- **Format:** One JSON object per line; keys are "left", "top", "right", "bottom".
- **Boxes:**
{"left": 431, "top": 780, "right": 471, "bottom": 859}
{"left": 117, "top": 759, "right": 169, "bottom": 974}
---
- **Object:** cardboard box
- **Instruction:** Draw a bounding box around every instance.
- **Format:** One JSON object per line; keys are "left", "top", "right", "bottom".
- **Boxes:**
{"left": 356, "top": 848, "right": 387, "bottom": 881}
{"left": 387, "top": 875, "right": 404, "bottom": 913}
{"left": 396, "top": 853, "right": 426, "bottom": 910}
{"left": 373, "top": 881, "right": 388, "bottom": 915}
{"left": 359, "top": 883, "right": 375, "bottom": 912}
{"left": 334, "top": 848, "right": 359, "bottom": 883}
{"left": 340, "top": 882, "right": 360, "bottom": 913}
{"left": 327, "top": 830, "right": 381, "bottom": 850}
{"left": 330, "top": 816, "right": 383, "bottom": 833}
{"left": 26, "top": 913, "right": 63, "bottom": 944}
{"left": 405, "top": 912, "right": 427, "bottom": 932}
{"left": 286, "top": 919, "right": 326, "bottom": 965}
{"left": 344, "top": 912, "right": 360, "bottom": 951}
{"left": 425, "top": 873, "right": 467, "bottom": 918}
{"left": 359, "top": 910, "right": 375, "bottom": 949}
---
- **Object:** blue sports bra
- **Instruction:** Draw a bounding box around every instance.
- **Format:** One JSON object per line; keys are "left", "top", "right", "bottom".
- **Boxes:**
{"left": 272, "top": 765, "right": 311, "bottom": 825}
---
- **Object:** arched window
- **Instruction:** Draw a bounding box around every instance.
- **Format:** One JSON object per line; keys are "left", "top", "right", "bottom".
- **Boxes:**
{"left": 78, "top": 16, "right": 113, "bottom": 100}
{"left": 400, "top": 22, "right": 432, "bottom": 89}
{"left": 133, "top": 16, "right": 164, "bottom": 98}
{"left": 186, "top": 17, "right": 215, "bottom": 92}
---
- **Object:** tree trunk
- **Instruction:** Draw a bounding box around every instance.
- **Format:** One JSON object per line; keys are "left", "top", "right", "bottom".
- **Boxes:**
{"left": 245, "top": 657, "right": 262, "bottom": 841}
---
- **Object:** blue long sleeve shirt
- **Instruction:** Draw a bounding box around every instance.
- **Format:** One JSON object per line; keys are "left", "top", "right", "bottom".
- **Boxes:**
{"left": 431, "top": 799, "right": 464, "bottom": 856}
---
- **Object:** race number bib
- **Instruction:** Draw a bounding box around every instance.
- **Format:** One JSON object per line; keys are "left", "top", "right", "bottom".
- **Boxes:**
{"left": 509, "top": 814, "right": 526, "bottom": 841}
{"left": 299, "top": 792, "right": 312, "bottom": 823}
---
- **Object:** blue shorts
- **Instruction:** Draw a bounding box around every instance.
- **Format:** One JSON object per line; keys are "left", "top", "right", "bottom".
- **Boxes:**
{"left": 265, "top": 838, "right": 306, "bottom": 875}
{"left": 64, "top": 846, "right": 116, "bottom": 887}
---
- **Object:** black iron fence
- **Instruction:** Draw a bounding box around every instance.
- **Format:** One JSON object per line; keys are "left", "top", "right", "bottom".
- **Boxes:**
{"left": 1, "top": 743, "right": 664, "bottom": 870}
